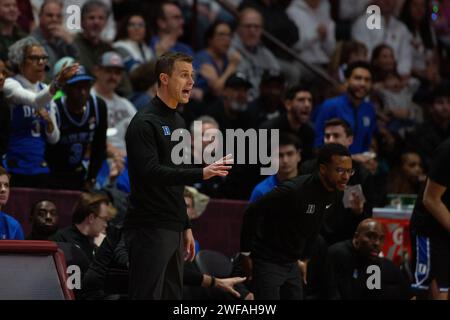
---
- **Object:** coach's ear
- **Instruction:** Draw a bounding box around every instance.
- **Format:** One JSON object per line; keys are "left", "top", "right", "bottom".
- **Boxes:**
{"left": 319, "top": 163, "right": 327, "bottom": 176}
{"left": 159, "top": 73, "right": 169, "bottom": 86}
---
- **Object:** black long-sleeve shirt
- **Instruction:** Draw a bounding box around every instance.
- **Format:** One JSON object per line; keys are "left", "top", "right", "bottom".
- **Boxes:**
{"left": 325, "top": 240, "right": 412, "bottom": 300}
{"left": 124, "top": 96, "right": 203, "bottom": 232}
{"left": 301, "top": 159, "right": 375, "bottom": 245}
{"left": 240, "top": 173, "right": 336, "bottom": 263}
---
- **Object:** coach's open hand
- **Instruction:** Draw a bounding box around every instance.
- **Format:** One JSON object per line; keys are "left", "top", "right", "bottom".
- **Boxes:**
{"left": 203, "top": 154, "right": 233, "bottom": 180}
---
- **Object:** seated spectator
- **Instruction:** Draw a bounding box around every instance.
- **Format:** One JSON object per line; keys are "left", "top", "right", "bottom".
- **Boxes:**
{"left": 73, "top": 0, "right": 112, "bottom": 76}
{"left": 188, "top": 116, "right": 225, "bottom": 198}
{"left": 406, "top": 85, "right": 450, "bottom": 170}
{"left": 352, "top": 0, "right": 413, "bottom": 77}
{"left": 386, "top": 150, "right": 426, "bottom": 196}
{"left": 302, "top": 118, "right": 375, "bottom": 245}
{"left": 0, "top": 166, "right": 24, "bottom": 240}
{"left": 92, "top": 51, "right": 137, "bottom": 173}
{"left": 27, "top": 199, "right": 58, "bottom": 240}
{"left": 128, "top": 61, "right": 157, "bottom": 111}
{"left": 16, "top": 0, "right": 33, "bottom": 33}
{"left": 184, "top": 186, "right": 209, "bottom": 222}
{"left": 374, "top": 70, "right": 422, "bottom": 137}
{"left": 52, "top": 192, "right": 116, "bottom": 262}
{"left": 336, "top": 0, "right": 371, "bottom": 40}
{"left": 30, "top": 0, "right": 79, "bottom": 79}
{"left": 239, "top": 0, "right": 299, "bottom": 85}
{"left": 246, "top": 70, "right": 285, "bottom": 129}
{"left": 194, "top": 20, "right": 241, "bottom": 101}
{"left": 3, "top": 37, "right": 77, "bottom": 188}
{"left": 371, "top": 44, "right": 398, "bottom": 83}
{"left": 230, "top": 7, "right": 280, "bottom": 100}
{"left": 113, "top": 13, "right": 154, "bottom": 73}
{"left": 206, "top": 73, "right": 252, "bottom": 131}
{"left": 249, "top": 133, "right": 302, "bottom": 203}
{"left": 46, "top": 65, "right": 108, "bottom": 190}
{"left": 73, "top": 0, "right": 132, "bottom": 97}
{"left": 329, "top": 40, "right": 368, "bottom": 85}
{"left": 325, "top": 219, "right": 412, "bottom": 299}
{"left": 0, "top": 60, "right": 9, "bottom": 159}
{"left": 314, "top": 61, "right": 377, "bottom": 155}
{"left": 287, "top": 0, "right": 336, "bottom": 81}
{"left": 150, "top": 1, "right": 194, "bottom": 57}
{"left": 260, "top": 84, "right": 315, "bottom": 161}
{"left": 0, "top": 0, "right": 27, "bottom": 61}
{"left": 399, "top": 0, "right": 441, "bottom": 86}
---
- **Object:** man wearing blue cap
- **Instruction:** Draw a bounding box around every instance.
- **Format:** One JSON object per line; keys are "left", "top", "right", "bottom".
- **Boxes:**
{"left": 47, "top": 65, "right": 108, "bottom": 190}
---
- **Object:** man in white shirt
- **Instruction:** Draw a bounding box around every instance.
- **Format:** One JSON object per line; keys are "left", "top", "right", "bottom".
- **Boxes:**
{"left": 230, "top": 7, "right": 280, "bottom": 100}
{"left": 91, "top": 51, "right": 136, "bottom": 171}
{"left": 352, "top": 0, "right": 413, "bottom": 76}
{"left": 287, "top": 0, "right": 336, "bottom": 66}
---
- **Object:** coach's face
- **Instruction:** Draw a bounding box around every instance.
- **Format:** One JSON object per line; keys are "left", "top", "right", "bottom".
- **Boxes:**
{"left": 320, "top": 155, "right": 353, "bottom": 192}
{"left": 167, "top": 60, "right": 194, "bottom": 105}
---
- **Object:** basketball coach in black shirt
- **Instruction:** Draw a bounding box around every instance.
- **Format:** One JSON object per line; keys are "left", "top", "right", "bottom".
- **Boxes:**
{"left": 240, "top": 143, "right": 353, "bottom": 300}
{"left": 124, "top": 52, "right": 232, "bottom": 300}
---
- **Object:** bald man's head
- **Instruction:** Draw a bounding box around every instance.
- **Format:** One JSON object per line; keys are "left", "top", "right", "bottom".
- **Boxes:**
{"left": 353, "top": 219, "right": 385, "bottom": 260}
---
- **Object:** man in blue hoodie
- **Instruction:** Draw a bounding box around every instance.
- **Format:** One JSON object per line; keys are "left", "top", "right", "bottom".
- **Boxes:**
{"left": 314, "top": 61, "right": 376, "bottom": 155}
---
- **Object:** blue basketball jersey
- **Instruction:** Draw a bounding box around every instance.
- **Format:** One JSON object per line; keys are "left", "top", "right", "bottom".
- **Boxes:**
{"left": 47, "top": 94, "right": 100, "bottom": 173}
{"left": 5, "top": 78, "right": 51, "bottom": 175}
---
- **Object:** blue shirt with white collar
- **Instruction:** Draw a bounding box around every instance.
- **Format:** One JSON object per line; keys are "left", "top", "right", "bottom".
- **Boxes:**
{"left": 314, "top": 94, "right": 377, "bottom": 154}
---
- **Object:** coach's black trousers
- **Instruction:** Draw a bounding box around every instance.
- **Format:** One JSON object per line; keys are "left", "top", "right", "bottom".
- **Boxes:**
{"left": 124, "top": 227, "right": 184, "bottom": 300}
{"left": 252, "top": 258, "right": 304, "bottom": 300}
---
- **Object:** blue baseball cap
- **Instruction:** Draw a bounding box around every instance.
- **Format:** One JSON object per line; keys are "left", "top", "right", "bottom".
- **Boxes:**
{"left": 66, "top": 65, "right": 95, "bottom": 85}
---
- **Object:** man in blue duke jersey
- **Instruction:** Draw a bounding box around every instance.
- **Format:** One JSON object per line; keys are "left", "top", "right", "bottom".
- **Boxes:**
{"left": 3, "top": 37, "right": 78, "bottom": 188}
{"left": 46, "top": 65, "right": 107, "bottom": 190}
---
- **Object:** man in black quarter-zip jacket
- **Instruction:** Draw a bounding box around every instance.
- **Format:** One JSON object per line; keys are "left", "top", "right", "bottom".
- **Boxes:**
{"left": 240, "top": 143, "right": 353, "bottom": 300}
{"left": 124, "top": 52, "right": 232, "bottom": 300}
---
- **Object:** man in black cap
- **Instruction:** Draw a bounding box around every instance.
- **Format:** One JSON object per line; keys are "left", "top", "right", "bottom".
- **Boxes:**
{"left": 47, "top": 65, "right": 108, "bottom": 190}
{"left": 247, "top": 69, "right": 286, "bottom": 129}
{"left": 205, "top": 73, "right": 261, "bottom": 200}
{"left": 206, "top": 72, "right": 253, "bottom": 131}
